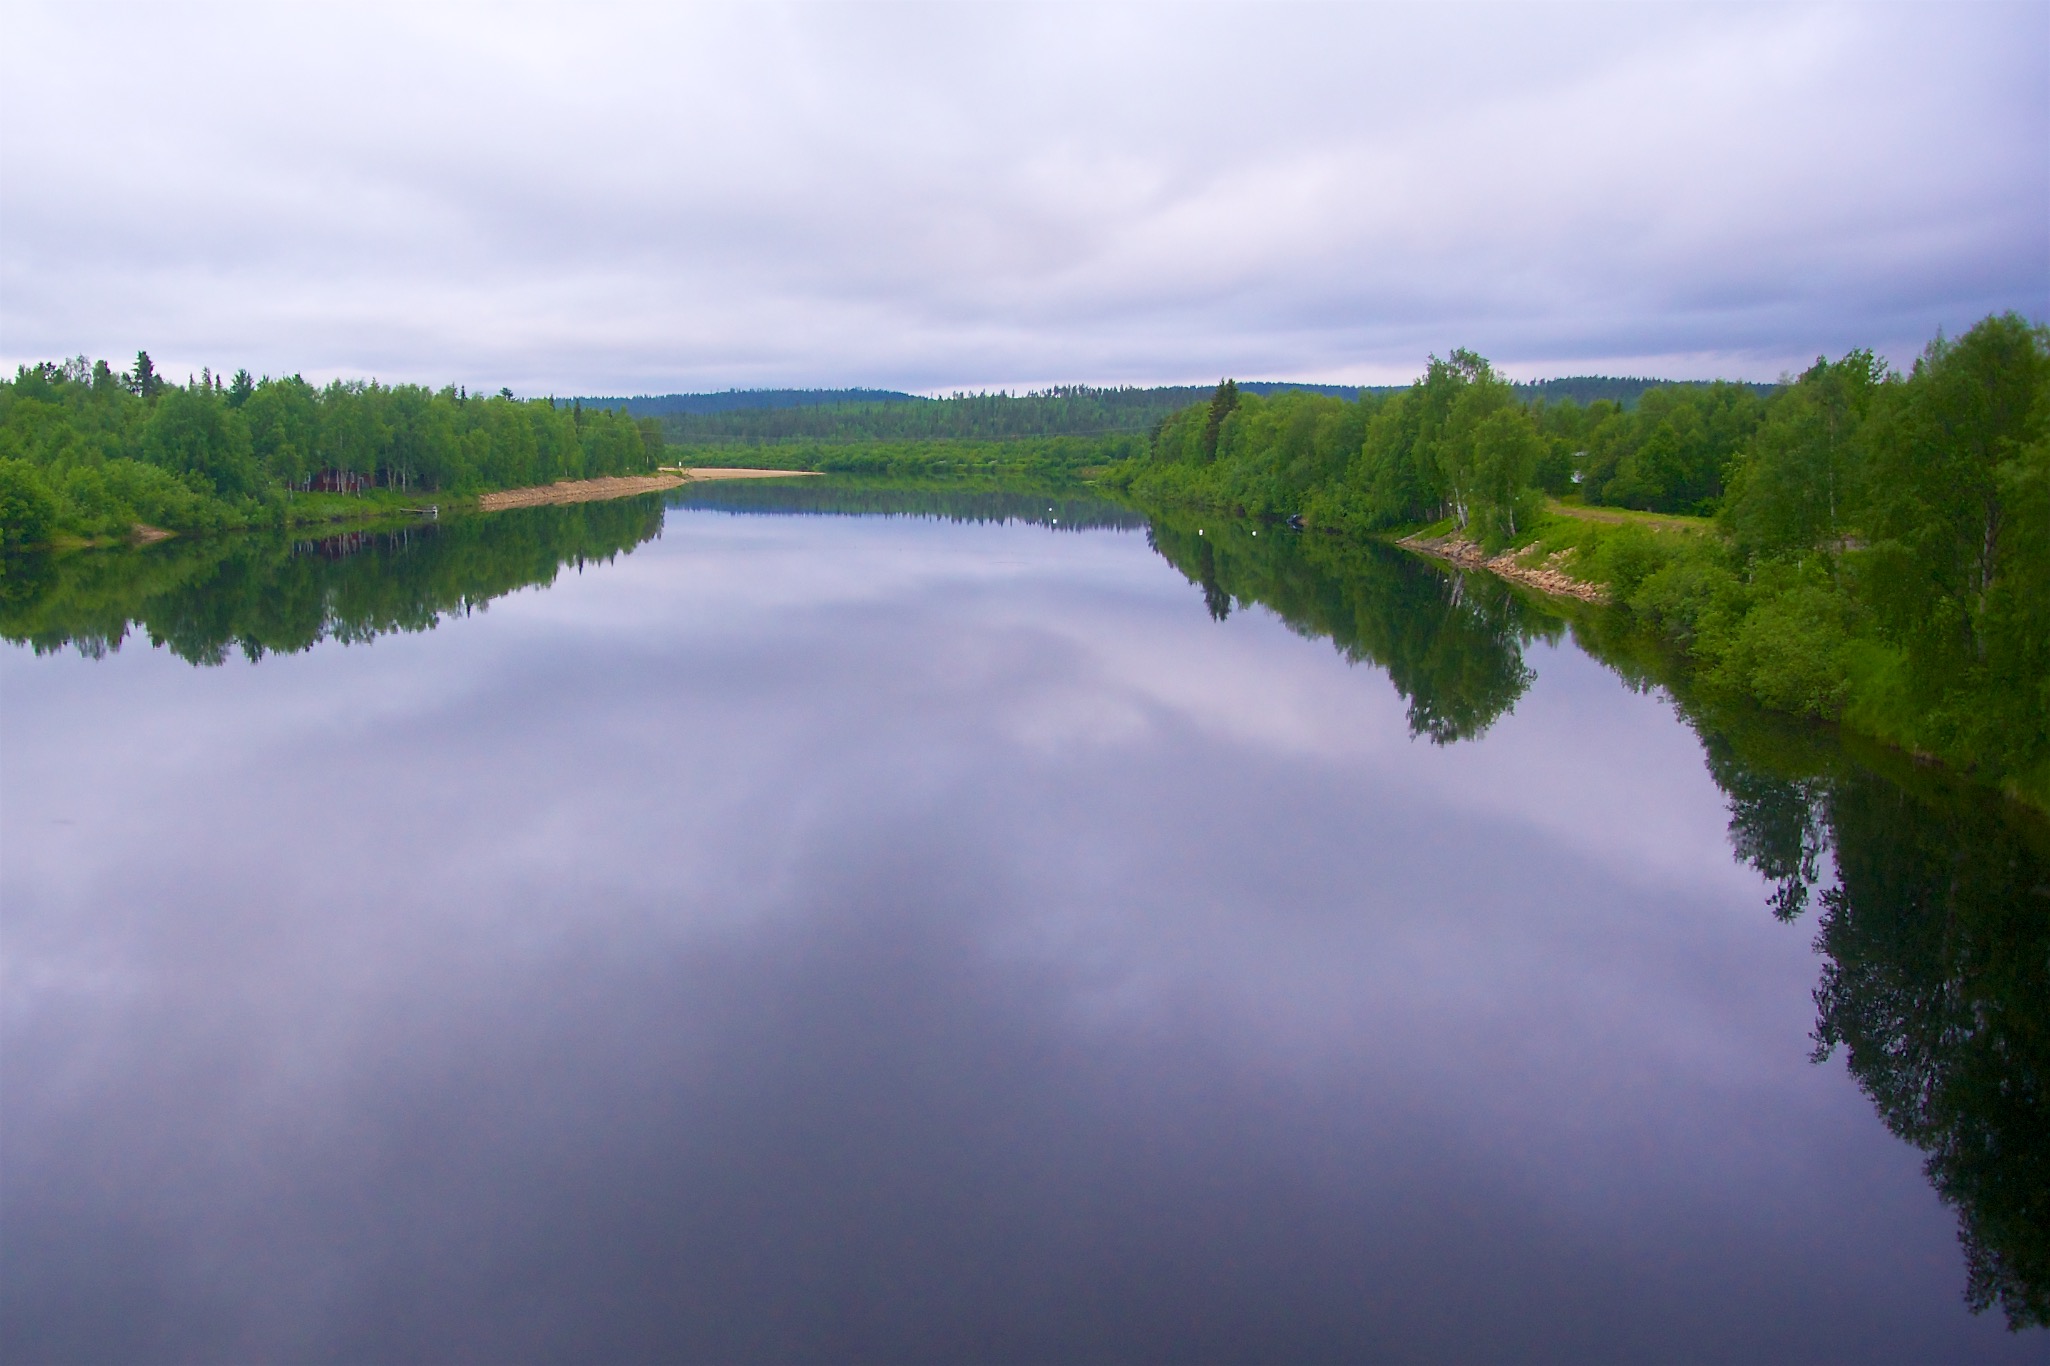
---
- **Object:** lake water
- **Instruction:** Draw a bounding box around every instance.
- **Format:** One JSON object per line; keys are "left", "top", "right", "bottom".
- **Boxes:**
{"left": 3, "top": 486, "right": 2045, "bottom": 1363}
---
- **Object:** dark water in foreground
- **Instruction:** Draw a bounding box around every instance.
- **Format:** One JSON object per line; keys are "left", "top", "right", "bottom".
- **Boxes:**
{"left": 3, "top": 485, "right": 2045, "bottom": 1363}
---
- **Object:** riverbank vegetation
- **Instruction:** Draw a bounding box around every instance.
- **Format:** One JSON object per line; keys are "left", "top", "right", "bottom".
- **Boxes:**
{"left": 1106, "top": 315, "right": 2050, "bottom": 808}
{"left": 0, "top": 355, "right": 665, "bottom": 550}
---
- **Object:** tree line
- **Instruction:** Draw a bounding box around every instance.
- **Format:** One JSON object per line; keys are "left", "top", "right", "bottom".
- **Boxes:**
{"left": 646, "top": 382, "right": 1381, "bottom": 446}
{"left": 1130, "top": 355, "right": 1790, "bottom": 527}
{"left": 0, "top": 353, "right": 666, "bottom": 548}
{"left": 653, "top": 384, "right": 1225, "bottom": 445}
{"left": 1109, "top": 314, "right": 2050, "bottom": 809}
{"left": 618, "top": 378, "right": 1697, "bottom": 445}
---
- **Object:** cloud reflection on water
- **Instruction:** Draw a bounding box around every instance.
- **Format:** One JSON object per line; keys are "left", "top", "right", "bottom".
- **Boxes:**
{"left": 1, "top": 510, "right": 2035, "bottom": 1361}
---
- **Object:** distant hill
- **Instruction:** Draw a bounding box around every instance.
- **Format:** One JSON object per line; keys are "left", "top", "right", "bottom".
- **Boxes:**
{"left": 1512, "top": 376, "right": 1780, "bottom": 407}
{"left": 587, "top": 381, "right": 1397, "bottom": 445}
{"left": 1235, "top": 381, "right": 1397, "bottom": 398}
{"left": 571, "top": 376, "right": 1778, "bottom": 444}
{"left": 574, "top": 388, "right": 923, "bottom": 418}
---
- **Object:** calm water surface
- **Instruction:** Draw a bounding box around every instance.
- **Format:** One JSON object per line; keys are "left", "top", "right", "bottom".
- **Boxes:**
{"left": 3, "top": 488, "right": 2045, "bottom": 1362}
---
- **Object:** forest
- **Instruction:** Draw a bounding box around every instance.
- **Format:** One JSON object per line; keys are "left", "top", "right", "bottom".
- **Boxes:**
{"left": 0, "top": 353, "right": 665, "bottom": 549}
{"left": 632, "top": 377, "right": 1746, "bottom": 447}
{"left": 642, "top": 381, "right": 1368, "bottom": 446}
{"left": 581, "top": 387, "right": 924, "bottom": 418}
{"left": 1107, "top": 314, "right": 2050, "bottom": 810}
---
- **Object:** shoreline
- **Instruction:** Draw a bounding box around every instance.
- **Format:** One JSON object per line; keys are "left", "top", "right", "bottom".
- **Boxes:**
{"left": 1397, "top": 531, "right": 1610, "bottom": 604}
{"left": 1392, "top": 528, "right": 2040, "bottom": 815}
{"left": 477, "top": 467, "right": 819, "bottom": 512}
{"left": 665, "top": 466, "right": 826, "bottom": 481}
{"left": 27, "top": 467, "right": 828, "bottom": 550}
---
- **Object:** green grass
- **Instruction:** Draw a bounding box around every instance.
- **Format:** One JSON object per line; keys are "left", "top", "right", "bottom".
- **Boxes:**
{"left": 1543, "top": 496, "right": 1715, "bottom": 534}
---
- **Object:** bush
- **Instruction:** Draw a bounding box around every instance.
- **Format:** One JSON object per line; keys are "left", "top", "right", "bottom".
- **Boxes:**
{"left": 1625, "top": 545, "right": 1738, "bottom": 642}
{"left": 0, "top": 458, "right": 58, "bottom": 549}
{"left": 1587, "top": 524, "right": 1670, "bottom": 596}
{"left": 54, "top": 459, "right": 225, "bottom": 537}
{"left": 1698, "top": 563, "right": 1856, "bottom": 719}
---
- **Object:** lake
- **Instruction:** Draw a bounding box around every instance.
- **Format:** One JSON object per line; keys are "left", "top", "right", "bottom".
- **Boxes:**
{"left": 3, "top": 485, "right": 2045, "bottom": 1363}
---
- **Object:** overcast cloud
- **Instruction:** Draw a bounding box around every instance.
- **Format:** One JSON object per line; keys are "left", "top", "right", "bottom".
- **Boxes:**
{"left": 2, "top": 2, "right": 2044, "bottom": 393}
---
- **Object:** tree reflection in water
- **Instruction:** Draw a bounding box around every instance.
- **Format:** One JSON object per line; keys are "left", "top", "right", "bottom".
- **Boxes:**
{"left": 1159, "top": 513, "right": 2048, "bottom": 1332}
{"left": 0, "top": 497, "right": 668, "bottom": 665}
{"left": 1145, "top": 510, "right": 1550, "bottom": 744}
{"left": 1809, "top": 766, "right": 2049, "bottom": 1329}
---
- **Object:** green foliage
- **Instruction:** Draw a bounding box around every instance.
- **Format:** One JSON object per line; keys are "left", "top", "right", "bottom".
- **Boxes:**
{"left": 1588, "top": 524, "right": 1670, "bottom": 597}
{"left": 0, "top": 459, "right": 58, "bottom": 551}
{"left": 1579, "top": 381, "right": 1768, "bottom": 514}
{"left": 0, "top": 359, "right": 663, "bottom": 547}
{"left": 131, "top": 350, "right": 163, "bottom": 400}
{"left": 143, "top": 386, "right": 262, "bottom": 498}
{"left": 1527, "top": 397, "right": 1587, "bottom": 495}
{"left": 55, "top": 459, "right": 228, "bottom": 538}
{"left": 1112, "top": 385, "right": 1390, "bottom": 523}
{"left": 1353, "top": 351, "right": 1489, "bottom": 529}
{"left": 1200, "top": 379, "right": 1240, "bottom": 461}
{"left": 1857, "top": 313, "right": 2050, "bottom": 778}
{"left": 653, "top": 383, "right": 1270, "bottom": 445}
{"left": 1466, "top": 408, "right": 1545, "bottom": 546}
{"left": 1111, "top": 315, "right": 2049, "bottom": 808}
{"left": 1697, "top": 561, "right": 1857, "bottom": 719}
{"left": 1117, "top": 351, "right": 1550, "bottom": 540}
{"left": 1722, "top": 351, "right": 1885, "bottom": 556}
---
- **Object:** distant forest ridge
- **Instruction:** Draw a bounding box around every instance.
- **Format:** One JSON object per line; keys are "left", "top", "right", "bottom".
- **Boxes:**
{"left": 578, "top": 377, "right": 1776, "bottom": 413}
{"left": 577, "top": 377, "right": 1779, "bottom": 444}
{"left": 577, "top": 388, "right": 923, "bottom": 417}
{"left": 592, "top": 379, "right": 1723, "bottom": 446}
{"left": 1513, "top": 376, "right": 1779, "bottom": 406}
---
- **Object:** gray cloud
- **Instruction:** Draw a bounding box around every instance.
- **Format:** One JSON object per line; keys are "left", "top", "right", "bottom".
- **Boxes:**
{"left": 3, "top": 1, "right": 2044, "bottom": 392}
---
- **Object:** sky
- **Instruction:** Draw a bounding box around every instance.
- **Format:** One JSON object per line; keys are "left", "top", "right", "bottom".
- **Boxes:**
{"left": 2, "top": 2, "right": 2045, "bottom": 395}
